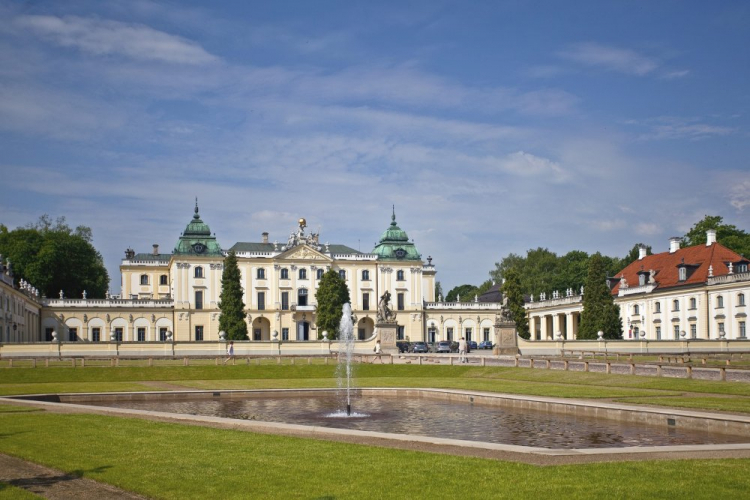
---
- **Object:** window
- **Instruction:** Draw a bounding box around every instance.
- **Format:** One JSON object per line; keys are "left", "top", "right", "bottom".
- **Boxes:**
{"left": 299, "top": 269, "right": 307, "bottom": 279}
{"left": 428, "top": 327, "right": 437, "bottom": 343}
{"left": 317, "top": 269, "right": 324, "bottom": 279}
{"left": 465, "top": 327, "right": 472, "bottom": 342}
{"left": 717, "top": 296, "right": 724, "bottom": 308}
{"left": 718, "top": 322, "right": 725, "bottom": 336}
{"left": 738, "top": 263, "right": 749, "bottom": 273}
{"left": 257, "top": 268, "right": 265, "bottom": 279}
{"left": 281, "top": 268, "right": 289, "bottom": 280}
{"left": 655, "top": 302, "right": 661, "bottom": 313}
{"left": 282, "top": 328, "right": 289, "bottom": 341}
{"left": 633, "top": 326, "right": 639, "bottom": 338}
{"left": 397, "top": 326, "right": 405, "bottom": 340}
{"left": 674, "top": 325, "right": 680, "bottom": 339}
{"left": 362, "top": 293, "right": 369, "bottom": 311}
{"left": 690, "top": 297, "right": 697, "bottom": 309}
{"left": 92, "top": 327, "right": 101, "bottom": 342}
{"left": 281, "top": 292, "right": 289, "bottom": 311}
{"left": 140, "top": 274, "right": 149, "bottom": 285}
{"left": 656, "top": 326, "right": 661, "bottom": 340}
{"left": 194, "top": 266, "right": 203, "bottom": 278}
{"left": 159, "top": 327, "right": 167, "bottom": 341}
{"left": 739, "top": 293, "right": 745, "bottom": 306}
{"left": 673, "top": 300, "right": 680, "bottom": 311}
{"left": 195, "top": 290, "right": 203, "bottom": 310}
{"left": 483, "top": 327, "right": 491, "bottom": 341}
{"left": 45, "top": 327, "right": 54, "bottom": 342}
{"left": 740, "top": 321, "right": 747, "bottom": 338}
{"left": 396, "top": 270, "right": 405, "bottom": 281}
{"left": 68, "top": 328, "right": 77, "bottom": 342}
{"left": 690, "top": 324, "right": 697, "bottom": 339}
{"left": 137, "top": 327, "right": 146, "bottom": 342}
{"left": 397, "top": 293, "right": 404, "bottom": 310}
{"left": 114, "top": 328, "right": 123, "bottom": 342}
{"left": 678, "top": 267, "right": 687, "bottom": 281}
{"left": 639, "top": 274, "right": 646, "bottom": 286}
{"left": 258, "top": 292, "right": 265, "bottom": 310}
{"left": 339, "top": 270, "right": 346, "bottom": 280}
{"left": 362, "top": 270, "right": 370, "bottom": 281}
{"left": 298, "top": 288, "right": 308, "bottom": 306}
{"left": 446, "top": 327, "right": 454, "bottom": 341}
{"left": 195, "top": 325, "right": 204, "bottom": 341}
{"left": 358, "top": 328, "right": 366, "bottom": 340}
{"left": 633, "top": 305, "right": 639, "bottom": 315}
{"left": 253, "top": 329, "right": 261, "bottom": 341}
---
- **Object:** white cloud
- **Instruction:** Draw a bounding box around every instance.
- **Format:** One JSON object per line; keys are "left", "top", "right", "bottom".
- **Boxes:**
{"left": 660, "top": 69, "right": 690, "bottom": 79}
{"left": 559, "top": 42, "right": 658, "bottom": 75}
{"left": 496, "top": 151, "right": 565, "bottom": 178}
{"left": 635, "top": 223, "right": 661, "bottom": 236}
{"left": 729, "top": 179, "right": 750, "bottom": 211}
{"left": 15, "top": 14, "right": 219, "bottom": 65}
{"left": 628, "top": 116, "right": 736, "bottom": 141}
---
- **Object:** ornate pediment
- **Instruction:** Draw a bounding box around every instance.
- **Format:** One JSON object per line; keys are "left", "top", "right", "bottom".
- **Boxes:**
{"left": 278, "top": 244, "right": 331, "bottom": 262}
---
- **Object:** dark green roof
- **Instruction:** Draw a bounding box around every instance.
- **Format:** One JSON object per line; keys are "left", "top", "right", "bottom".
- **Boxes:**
{"left": 372, "top": 209, "right": 421, "bottom": 261}
{"left": 173, "top": 201, "right": 223, "bottom": 256}
{"left": 130, "top": 253, "right": 171, "bottom": 263}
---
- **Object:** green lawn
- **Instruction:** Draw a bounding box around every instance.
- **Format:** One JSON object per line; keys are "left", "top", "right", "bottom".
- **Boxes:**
{"left": 2, "top": 363, "right": 750, "bottom": 498}
{"left": 0, "top": 483, "right": 42, "bottom": 499}
{"left": 0, "top": 411, "right": 747, "bottom": 499}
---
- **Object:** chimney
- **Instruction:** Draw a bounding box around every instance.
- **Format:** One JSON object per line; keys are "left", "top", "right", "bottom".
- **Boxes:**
{"left": 638, "top": 244, "right": 647, "bottom": 260}
{"left": 262, "top": 232, "right": 269, "bottom": 244}
{"left": 669, "top": 237, "right": 681, "bottom": 254}
{"left": 152, "top": 244, "right": 159, "bottom": 256}
{"left": 706, "top": 229, "right": 717, "bottom": 246}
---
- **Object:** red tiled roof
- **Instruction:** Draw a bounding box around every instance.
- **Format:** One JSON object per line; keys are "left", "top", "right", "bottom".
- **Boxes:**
{"left": 612, "top": 242, "right": 745, "bottom": 294}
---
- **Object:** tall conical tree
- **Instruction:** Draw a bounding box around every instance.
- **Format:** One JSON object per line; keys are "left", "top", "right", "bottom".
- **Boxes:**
{"left": 501, "top": 268, "right": 529, "bottom": 339}
{"left": 578, "top": 252, "right": 623, "bottom": 340}
{"left": 218, "top": 250, "right": 248, "bottom": 340}
{"left": 315, "top": 269, "right": 351, "bottom": 340}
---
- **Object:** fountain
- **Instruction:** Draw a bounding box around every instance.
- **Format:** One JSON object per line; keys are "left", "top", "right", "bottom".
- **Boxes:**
{"left": 335, "top": 303, "right": 355, "bottom": 416}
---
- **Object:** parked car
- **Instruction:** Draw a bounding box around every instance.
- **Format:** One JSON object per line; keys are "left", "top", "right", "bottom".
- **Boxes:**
{"left": 410, "top": 341, "right": 429, "bottom": 353}
{"left": 396, "top": 341, "right": 410, "bottom": 353}
{"left": 436, "top": 341, "right": 452, "bottom": 353}
{"left": 469, "top": 341, "right": 478, "bottom": 351}
{"left": 478, "top": 340, "right": 494, "bottom": 350}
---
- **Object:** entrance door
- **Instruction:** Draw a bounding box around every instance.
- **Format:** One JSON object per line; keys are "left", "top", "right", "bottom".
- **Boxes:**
{"left": 428, "top": 327, "right": 436, "bottom": 343}
{"left": 297, "top": 321, "right": 310, "bottom": 341}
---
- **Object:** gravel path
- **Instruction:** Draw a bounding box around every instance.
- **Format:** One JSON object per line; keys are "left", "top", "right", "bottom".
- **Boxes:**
{"left": 0, "top": 454, "right": 147, "bottom": 499}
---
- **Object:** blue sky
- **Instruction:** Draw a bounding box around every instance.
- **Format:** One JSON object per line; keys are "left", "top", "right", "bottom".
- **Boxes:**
{"left": 1, "top": 0, "right": 748, "bottom": 293}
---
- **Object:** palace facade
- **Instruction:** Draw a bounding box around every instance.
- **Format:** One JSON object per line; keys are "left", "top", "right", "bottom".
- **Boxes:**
{"left": 526, "top": 230, "right": 750, "bottom": 341}
{"left": 4, "top": 203, "right": 502, "bottom": 346}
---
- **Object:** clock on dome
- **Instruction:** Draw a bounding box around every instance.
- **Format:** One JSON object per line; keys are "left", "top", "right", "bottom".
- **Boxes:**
{"left": 193, "top": 243, "right": 206, "bottom": 254}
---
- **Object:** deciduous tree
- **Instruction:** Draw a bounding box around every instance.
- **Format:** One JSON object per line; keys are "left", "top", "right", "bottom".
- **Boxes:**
{"left": 682, "top": 215, "right": 750, "bottom": 257}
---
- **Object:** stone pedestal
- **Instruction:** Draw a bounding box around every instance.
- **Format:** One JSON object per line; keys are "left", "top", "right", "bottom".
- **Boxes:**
{"left": 493, "top": 320, "right": 519, "bottom": 355}
{"left": 376, "top": 321, "right": 398, "bottom": 354}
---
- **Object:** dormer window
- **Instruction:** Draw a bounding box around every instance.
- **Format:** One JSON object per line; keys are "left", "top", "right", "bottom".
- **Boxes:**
{"left": 281, "top": 268, "right": 289, "bottom": 280}
{"left": 194, "top": 266, "right": 204, "bottom": 278}
{"left": 678, "top": 267, "right": 687, "bottom": 281}
{"left": 639, "top": 274, "right": 645, "bottom": 286}
{"left": 738, "top": 263, "right": 749, "bottom": 274}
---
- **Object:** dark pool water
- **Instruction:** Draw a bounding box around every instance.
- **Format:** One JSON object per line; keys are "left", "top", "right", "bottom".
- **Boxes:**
{"left": 84, "top": 394, "right": 748, "bottom": 449}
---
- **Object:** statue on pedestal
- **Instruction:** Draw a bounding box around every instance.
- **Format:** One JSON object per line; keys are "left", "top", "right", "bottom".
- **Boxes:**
{"left": 377, "top": 291, "right": 396, "bottom": 322}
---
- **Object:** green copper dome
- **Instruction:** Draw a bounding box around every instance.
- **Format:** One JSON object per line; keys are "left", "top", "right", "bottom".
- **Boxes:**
{"left": 174, "top": 200, "right": 223, "bottom": 256}
{"left": 372, "top": 208, "right": 422, "bottom": 261}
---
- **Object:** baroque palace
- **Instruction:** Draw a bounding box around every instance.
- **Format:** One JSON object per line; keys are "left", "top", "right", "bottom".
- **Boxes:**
{"left": 1, "top": 203, "right": 502, "bottom": 346}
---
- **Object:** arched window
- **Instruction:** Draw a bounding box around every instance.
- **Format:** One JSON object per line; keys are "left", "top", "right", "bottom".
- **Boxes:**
{"left": 257, "top": 268, "right": 265, "bottom": 279}
{"left": 362, "top": 270, "right": 370, "bottom": 281}
{"left": 740, "top": 293, "right": 746, "bottom": 306}
{"left": 690, "top": 297, "right": 697, "bottom": 309}
{"left": 317, "top": 269, "right": 324, "bottom": 279}
{"left": 160, "top": 275, "right": 168, "bottom": 285}
{"left": 194, "top": 266, "right": 203, "bottom": 278}
{"left": 673, "top": 299, "right": 680, "bottom": 311}
{"left": 633, "top": 305, "right": 639, "bottom": 315}
{"left": 678, "top": 267, "right": 687, "bottom": 281}
{"left": 299, "top": 269, "right": 307, "bottom": 280}
{"left": 281, "top": 268, "right": 289, "bottom": 280}
{"left": 396, "top": 270, "right": 404, "bottom": 281}
{"left": 717, "top": 295, "right": 724, "bottom": 308}
{"left": 655, "top": 302, "right": 661, "bottom": 313}
{"left": 140, "top": 274, "right": 149, "bottom": 285}
{"left": 338, "top": 270, "right": 346, "bottom": 280}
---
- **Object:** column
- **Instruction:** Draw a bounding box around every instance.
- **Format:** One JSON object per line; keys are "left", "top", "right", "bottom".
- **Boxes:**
{"left": 540, "top": 315, "right": 549, "bottom": 341}
{"left": 565, "top": 313, "right": 574, "bottom": 340}
{"left": 552, "top": 314, "right": 561, "bottom": 339}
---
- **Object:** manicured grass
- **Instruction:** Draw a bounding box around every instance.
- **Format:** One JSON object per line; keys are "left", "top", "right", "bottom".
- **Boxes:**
{"left": 0, "top": 382, "right": 161, "bottom": 396}
{"left": 0, "top": 483, "right": 42, "bottom": 499}
{"left": 615, "top": 396, "right": 750, "bottom": 414}
{"left": 0, "top": 411, "right": 748, "bottom": 499}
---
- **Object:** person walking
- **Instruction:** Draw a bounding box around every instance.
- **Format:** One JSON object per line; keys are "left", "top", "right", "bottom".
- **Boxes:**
{"left": 225, "top": 341, "right": 234, "bottom": 365}
{"left": 373, "top": 340, "right": 382, "bottom": 364}
{"left": 458, "top": 337, "right": 467, "bottom": 363}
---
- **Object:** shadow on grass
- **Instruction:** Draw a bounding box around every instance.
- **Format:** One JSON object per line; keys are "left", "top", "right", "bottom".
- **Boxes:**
{"left": 7, "top": 465, "right": 113, "bottom": 491}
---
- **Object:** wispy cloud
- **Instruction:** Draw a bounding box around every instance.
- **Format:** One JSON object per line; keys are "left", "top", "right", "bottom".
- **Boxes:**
{"left": 558, "top": 42, "right": 658, "bottom": 76}
{"left": 660, "top": 69, "right": 690, "bottom": 79}
{"left": 627, "top": 116, "right": 736, "bottom": 141}
{"left": 14, "top": 14, "right": 219, "bottom": 65}
{"left": 729, "top": 178, "right": 750, "bottom": 211}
